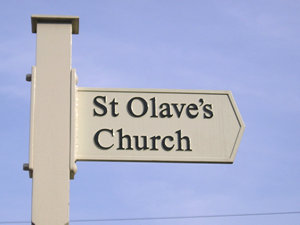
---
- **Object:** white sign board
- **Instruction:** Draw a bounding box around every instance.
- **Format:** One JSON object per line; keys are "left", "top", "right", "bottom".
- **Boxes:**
{"left": 75, "top": 88, "right": 244, "bottom": 163}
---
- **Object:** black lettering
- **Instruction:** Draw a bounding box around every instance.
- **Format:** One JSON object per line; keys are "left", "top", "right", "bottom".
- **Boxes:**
{"left": 159, "top": 103, "right": 173, "bottom": 118}
{"left": 161, "top": 136, "right": 174, "bottom": 151}
{"left": 203, "top": 104, "right": 213, "bottom": 119}
{"left": 171, "top": 103, "right": 185, "bottom": 118}
{"left": 94, "top": 129, "right": 114, "bottom": 150}
{"left": 127, "top": 97, "right": 148, "bottom": 117}
{"left": 199, "top": 98, "right": 204, "bottom": 106}
{"left": 117, "top": 129, "right": 133, "bottom": 150}
{"left": 109, "top": 98, "right": 119, "bottom": 117}
{"left": 176, "top": 130, "right": 192, "bottom": 151}
{"left": 186, "top": 104, "right": 199, "bottom": 118}
{"left": 93, "top": 96, "right": 107, "bottom": 117}
{"left": 150, "top": 136, "right": 161, "bottom": 150}
{"left": 134, "top": 136, "right": 149, "bottom": 150}
{"left": 150, "top": 97, "right": 158, "bottom": 118}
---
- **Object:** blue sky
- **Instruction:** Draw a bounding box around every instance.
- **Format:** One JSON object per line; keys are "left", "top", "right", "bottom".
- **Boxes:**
{"left": 0, "top": 0, "right": 300, "bottom": 224}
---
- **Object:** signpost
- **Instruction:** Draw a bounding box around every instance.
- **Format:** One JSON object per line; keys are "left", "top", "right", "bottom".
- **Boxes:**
{"left": 27, "top": 15, "right": 78, "bottom": 225}
{"left": 25, "top": 15, "right": 245, "bottom": 225}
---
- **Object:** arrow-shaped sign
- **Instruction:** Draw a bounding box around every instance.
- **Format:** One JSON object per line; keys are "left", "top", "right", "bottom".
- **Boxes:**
{"left": 73, "top": 87, "right": 245, "bottom": 163}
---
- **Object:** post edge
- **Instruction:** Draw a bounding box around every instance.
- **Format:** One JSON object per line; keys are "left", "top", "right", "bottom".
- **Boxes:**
{"left": 31, "top": 15, "right": 79, "bottom": 34}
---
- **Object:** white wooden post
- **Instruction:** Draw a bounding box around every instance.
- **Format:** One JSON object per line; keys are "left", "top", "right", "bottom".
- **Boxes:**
{"left": 29, "top": 15, "right": 79, "bottom": 225}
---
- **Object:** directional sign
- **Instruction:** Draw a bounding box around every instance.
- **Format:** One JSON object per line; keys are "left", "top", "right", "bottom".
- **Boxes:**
{"left": 74, "top": 88, "right": 245, "bottom": 163}
{"left": 27, "top": 15, "right": 245, "bottom": 225}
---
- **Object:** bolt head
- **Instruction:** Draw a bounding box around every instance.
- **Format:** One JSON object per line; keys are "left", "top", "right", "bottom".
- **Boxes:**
{"left": 26, "top": 74, "right": 32, "bottom": 82}
{"left": 23, "top": 163, "right": 29, "bottom": 171}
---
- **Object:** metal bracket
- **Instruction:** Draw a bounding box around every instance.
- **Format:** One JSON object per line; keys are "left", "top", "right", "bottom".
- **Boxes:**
{"left": 25, "top": 66, "right": 36, "bottom": 178}
{"left": 70, "top": 68, "right": 78, "bottom": 179}
{"left": 26, "top": 66, "right": 79, "bottom": 180}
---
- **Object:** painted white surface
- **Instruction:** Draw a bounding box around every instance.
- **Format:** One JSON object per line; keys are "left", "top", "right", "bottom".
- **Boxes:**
{"left": 75, "top": 88, "right": 244, "bottom": 163}
{"left": 30, "top": 16, "right": 77, "bottom": 225}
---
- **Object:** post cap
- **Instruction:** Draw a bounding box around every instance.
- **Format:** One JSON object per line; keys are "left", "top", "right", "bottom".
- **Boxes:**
{"left": 31, "top": 15, "right": 79, "bottom": 34}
